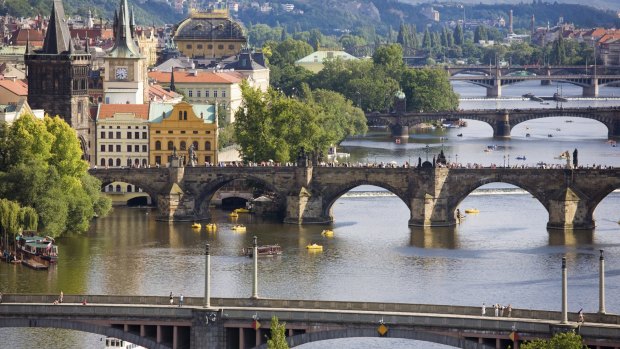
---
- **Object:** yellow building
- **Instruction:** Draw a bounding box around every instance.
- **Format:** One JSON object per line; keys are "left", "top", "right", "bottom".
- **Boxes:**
{"left": 149, "top": 101, "right": 217, "bottom": 166}
{"left": 173, "top": 8, "right": 246, "bottom": 59}
{"left": 95, "top": 104, "right": 150, "bottom": 168}
{"left": 137, "top": 27, "right": 158, "bottom": 67}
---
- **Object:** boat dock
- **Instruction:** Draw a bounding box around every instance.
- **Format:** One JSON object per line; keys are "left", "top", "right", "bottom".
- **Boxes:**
{"left": 22, "top": 258, "right": 49, "bottom": 270}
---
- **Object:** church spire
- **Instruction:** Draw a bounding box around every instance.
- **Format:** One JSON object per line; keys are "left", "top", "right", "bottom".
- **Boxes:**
{"left": 41, "top": 0, "right": 72, "bottom": 54}
{"left": 107, "top": 0, "right": 141, "bottom": 58}
{"left": 169, "top": 67, "right": 176, "bottom": 92}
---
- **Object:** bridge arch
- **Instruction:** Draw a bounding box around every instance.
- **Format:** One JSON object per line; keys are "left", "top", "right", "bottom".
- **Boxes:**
{"left": 99, "top": 179, "right": 157, "bottom": 207}
{"left": 0, "top": 318, "right": 167, "bottom": 349}
{"left": 510, "top": 112, "right": 613, "bottom": 137}
{"left": 193, "top": 174, "right": 287, "bottom": 218}
{"left": 321, "top": 182, "right": 410, "bottom": 220}
{"left": 256, "top": 327, "right": 495, "bottom": 349}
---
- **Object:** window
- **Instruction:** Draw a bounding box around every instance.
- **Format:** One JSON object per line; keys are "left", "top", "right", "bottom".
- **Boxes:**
{"left": 222, "top": 90, "right": 226, "bottom": 97}
{"left": 127, "top": 145, "right": 132, "bottom": 152}
{"left": 108, "top": 158, "right": 113, "bottom": 167}
{"left": 197, "top": 44, "right": 203, "bottom": 49}
{"left": 205, "top": 155, "right": 211, "bottom": 163}
{"left": 116, "top": 131, "right": 121, "bottom": 139}
{"left": 168, "top": 130, "right": 173, "bottom": 134}
{"left": 167, "top": 141, "right": 174, "bottom": 150}
{"left": 116, "top": 158, "right": 121, "bottom": 166}
{"left": 205, "top": 90, "right": 210, "bottom": 98}
{"left": 186, "top": 44, "right": 192, "bottom": 49}
{"left": 228, "top": 44, "right": 234, "bottom": 50}
{"left": 214, "top": 90, "right": 218, "bottom": 98}
{"left": 181, "top": 131, "right": 186, "bottom": 134}
{"left": 218, "top": 44, "right": 224, "bottom": 49}
{"left": 180, "top": 141, "right": 187, "bottom": 151}
{"left": 184, "top": 111, "right": 188, "bottom": 120}
{"left": 155, "top": 130, "right": 161, "bottom": 134}
{"left": 178, "top": 111, "right": 182, "bottom": 120}
{"left": 207, "top": 44, "right": 213, "bottom": 49}
{"left": 127, "top": 132, "right": 132, "bottom": 139}
{"left": 100, "top": 132, "right": 105, "bottom": 139}
{"left": 142, "top": 145, "right": 147, "bottom": 152}
{"left": 197, "top": 90, "right": 201, "bottom": 98}
{"left": 100, "top": 144, "right": 105, "bottom": 152}
{"left": 188, "top": 90, "right": 193, "bottom": 97}
{"left": 142, "top": 132, "right": 147, "bottom": 139}
{"left": 192, "top": 141, "right": 199, "bottom": 150}
{"left": 108, "top": 131, "right": 113, "bottom": 139}
{"left": 142, "top": 159, "right": 147, "bottom": 167}
{"left": 108, "top": 145, "right": 113, "bottom": 152}
{"left": 205, "top": 141, "right": 211, "bottom": 150}
{"left": 127, "top": 159, "right": 132, "bottom": 166}
{"left": 134, "top": 145, "right": 139, "bottom": 152}
{"left": 116, "top": 145, "right": 121, "bottom": 152}
{"left": 127, "top": 185, "right": 133, "bottom": 192}
{"left": 155, "top": 141, "right": 161, "bottom": 150}
{"left": 193, "top": 130, "right": 198, "bottom": 134}
{"left": 135, "top": 132, "right": 139, "bottom": 139}
{"left": 155, "top": 156, "right": 161, "bottom": 165}
{"left": 100, "top": 158, "right": 105, "bottom": 166}
{"left": 116, "top": 184, "right": 121, "bottom": 192}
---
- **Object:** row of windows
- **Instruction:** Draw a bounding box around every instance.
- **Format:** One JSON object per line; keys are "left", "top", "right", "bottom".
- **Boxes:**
{"left": 186, "top": 44, "right": 235, "bottom": 50}
{"left": 100, "top": 144, "right": 148, "bottom": 153}
{"left": 100, "top": 158, "right": 148, "bottom": 167}
{"left": 99, "top": 126, "right": 147, "bottom": 129}
{"left": 153, "top": 140, "right": 212, "bottom": 151}
{"left": 186, "top": 89, "right": 226, "bottom": 98}
{"left": 104, "top": 184, "right": 144, "bottom": 193}
{"left": 100, "top": 131, "right": 148, "bottom": 139}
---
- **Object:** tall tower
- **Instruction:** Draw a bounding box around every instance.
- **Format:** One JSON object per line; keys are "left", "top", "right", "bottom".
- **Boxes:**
{"left": 509, "top": 10, "right": 514, "bottom": 34}
{"left": 102, "top": 0, "right": 146, "bottom": 104}
{"left": 25, "top": 0, "right": 91, "bottom": 158}
{"left": 531, "top": 15, "right": 535, "bottom": 36}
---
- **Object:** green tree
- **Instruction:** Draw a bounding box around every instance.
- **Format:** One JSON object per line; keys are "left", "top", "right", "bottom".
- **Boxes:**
{"left": 0, "top": 198, "right": 20, "bottom": 251}
{"left": 520, "top": 332, "right": 586, "bottom": 349}
{"left": 453, "top": 24, "right": 464, "bottom": 46}
{"left": 267, "top": 39, "right": 314, "bottom": 68}
{"left": 267, "top": 316, "right": 289, "bottom": 349}
{"left": 550, "top": 34, "right": 566, "bottom": 65}
{"left": 401, "top": 68, "right": 459, "bottom": 112}
{"left": 19, "top": 206, "right": 38, "bottom": 231}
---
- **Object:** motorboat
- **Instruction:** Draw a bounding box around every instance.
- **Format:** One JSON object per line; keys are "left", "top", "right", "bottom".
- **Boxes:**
{"left": 206, "top": 223, "right": 217, "bottom": 231}
{"left": 464, "top": 208, "right": 480, "bottom": 214}
{"left": 457, "top": 133, "right": 463, "bottom": 137}
{"left": 235, "top": 208, "right": 251, "bottom": 213}
{"left": 525, "top": 133, "right": 531, "bottom": 137}
{"left": 243, "top": 245, "right": 282, "bottom": 257}
{"left": 105, "top": 337, "right": 145, "bottom": 349}
{"left": 191, "top": 223, "right": 201, "bottom": 229}
{"left": 232, "top": 224, "right": 246, "bottom": 232}
{"left": 515, "top": 156, "right": 526, "bottom": 160}
{"left": 321, "top": 229, "right": 334, "bottom": 237}
{"left": 306, "top": 243, "right": 323, "bottom": 251}
{"left": 548, "top": 134, "right": 553, "bottom": 138}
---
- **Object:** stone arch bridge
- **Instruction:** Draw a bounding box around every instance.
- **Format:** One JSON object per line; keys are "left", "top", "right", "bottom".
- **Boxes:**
{"left": 88, "top": 166, "right": 620, "bottom": 230}
{"left": 366, "top": 106, "right": 620, "bottom": 138}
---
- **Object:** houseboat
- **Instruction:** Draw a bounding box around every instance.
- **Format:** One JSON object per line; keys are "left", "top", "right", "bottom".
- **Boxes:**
{"left": 16, "top": 233, "right": 58, "bottom": 264}
{"left": 243, "top": 245, "right": 282, "bottom": 257}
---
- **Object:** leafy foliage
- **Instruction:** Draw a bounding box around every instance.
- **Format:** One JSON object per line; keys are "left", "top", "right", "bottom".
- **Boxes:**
{"left": 520, "top": 332, "right": 587, "bottom": 349}
{"left": 0, "top": 114, "right": 111, "bottom": 237}
{"left": 267, "top": 316, "right": 289, "bottom": 349}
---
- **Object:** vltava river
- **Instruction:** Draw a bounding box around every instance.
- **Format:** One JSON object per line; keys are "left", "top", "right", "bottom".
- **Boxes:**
{"left": 1, "top": 80, "right": 620, "bottom": 348}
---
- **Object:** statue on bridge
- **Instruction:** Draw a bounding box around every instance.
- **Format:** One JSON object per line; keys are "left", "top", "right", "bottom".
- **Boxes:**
{"left": 188, "top": 144, "right": 197, "bottom": 167}
{"left": 573, "top": 148, "right": 578, "bottom": 168}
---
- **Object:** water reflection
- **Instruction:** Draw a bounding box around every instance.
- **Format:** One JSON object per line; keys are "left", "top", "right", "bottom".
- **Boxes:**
{"left": 410, "top": 226, "right": 458, "bottom": 249}
{"left": 548, "top": 228, "right": 594, "bottom": 246}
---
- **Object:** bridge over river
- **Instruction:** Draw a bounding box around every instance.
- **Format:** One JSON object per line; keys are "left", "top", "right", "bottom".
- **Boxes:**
{"left": 366, "top": 106, "right": 620, "bottom": 138}
{"left": 88, "top": 166, "right": 620, "bottom": 229}
{"left": 1, "top": 294, "right": 619, "bottom": 349}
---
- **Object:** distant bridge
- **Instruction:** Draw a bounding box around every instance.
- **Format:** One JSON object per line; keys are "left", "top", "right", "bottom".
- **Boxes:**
{"left": 366, "top": 106, "right": 620, "bottom": 138}
{"left": 2, "top": 294, "right": 620, "bottom": 349}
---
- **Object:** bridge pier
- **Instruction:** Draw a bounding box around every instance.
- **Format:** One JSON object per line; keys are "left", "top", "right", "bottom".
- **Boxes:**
{"left": 284, "top": 166, "right": 332, "bottom": 224}
{"left": 493, "top": 112, "right": 511, "bottom": 138}
{"left": 583, "top": 82, "right": 599, "bottom": 97}
{"left": 409, "top": 168, "right": 457, "bottom": 227}
{"left": 391, "top": 124, "right": 409, "bottom": 138}
{"left": 486, "top": 83, "right": 501, "bottom": 98}
{"left": 547, "top": 188, "right": 594, "bottom": 230}
{"left": 156, "top": 165, "right": 200, "bottom": 222}
{"left": 610, "top": 120, "right": 620, "bottom": 138}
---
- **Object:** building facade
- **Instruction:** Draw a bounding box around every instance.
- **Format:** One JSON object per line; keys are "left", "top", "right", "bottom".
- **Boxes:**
{"left": 149, "top": 101, "right": 217, "bottom": 166}
{"left": 173, "top": 8, "right": 246, "bottom": 59}
{"left": 95, "top": 104, "right": 150, "bottom": 168}
{"left": 25, "top": 0, "right": 92, "bottom": 158}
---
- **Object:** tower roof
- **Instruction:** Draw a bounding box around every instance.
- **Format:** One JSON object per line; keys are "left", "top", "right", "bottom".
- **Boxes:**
{"left": 107, "top": 0, "right": 142, "bottom": 58}
{"left": 41, "top": 0, "right": 72, "bottom": 54}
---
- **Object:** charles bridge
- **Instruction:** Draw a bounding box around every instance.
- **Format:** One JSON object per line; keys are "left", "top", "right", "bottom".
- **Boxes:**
{"left": 366, "top": 106, "right": 620, "bottom": 138}
{"left": 88, "top": 165, "right": 620, "bottom": 230}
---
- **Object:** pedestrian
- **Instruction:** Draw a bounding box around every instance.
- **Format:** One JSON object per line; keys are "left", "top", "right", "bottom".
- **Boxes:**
{"left": 179, "top": 294, "right": 184, "bottom": 307}
{"left": 494, "top": 304, "right": 499, "bottom": 317}
{"left": 481, "top": 302, "right": 486, "bottom": 316}
{"left": 500, "top": 304, "right": 505, "bottom": 317}
{"left": 507, "top": 304, "right": 512, "bottom": 317}
{"left": 169, "top": 292, "right": 173, "bottom": 306}
{"left": 59, "top": 291, "right": 63, "bottom": 304}
{"left": 578, "top": 308, "right": 584, "bottom": 323}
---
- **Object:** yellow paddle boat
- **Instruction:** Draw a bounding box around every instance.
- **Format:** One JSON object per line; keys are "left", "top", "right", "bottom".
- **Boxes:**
{"left": 235, "top": 208, "right": 251, "bottom": 213}
{"left": 464, "top": 208, "right": 480, "bottom": 214}
{"left": 191, "top": 223, "right": 201, "bottom": 229}
{"left": 321, "top": 229, "right": 334, "bottom": 237}
{"left": 229, "top": 211, "right": 239, "bottom": 218}
{"left": 306, "top": 243, "right": 323, "bottom": 251}
{"left": 232, "top": 224, "right": 246, "bottom": 232}
{"left": 206, "top": 223, "right": 217, "bottom": 231}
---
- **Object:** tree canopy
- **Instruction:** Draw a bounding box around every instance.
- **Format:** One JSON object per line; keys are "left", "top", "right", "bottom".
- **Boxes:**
{"left": 520, "top": 332, "right": 586, "bottom": 349}
{"left": 0, "top": 114, "right": 111, "bottom": 238}
{"left": 267, "top": 316, "right": 289, "bottom": 349}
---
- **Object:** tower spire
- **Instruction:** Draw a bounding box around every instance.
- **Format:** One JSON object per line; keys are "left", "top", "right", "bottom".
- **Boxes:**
{"left": 42, "top": 0, "right": 72, "bottom": 54}
{"left": 169, "top": 67, "right": 176, "bottom": 92}
{"left": 107, "top": 0, "right": 141, "bottom": 57}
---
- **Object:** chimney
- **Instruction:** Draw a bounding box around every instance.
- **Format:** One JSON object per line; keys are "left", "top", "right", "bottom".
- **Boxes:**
{"left": 509, "top": 10, "right": 514, "bottom": 34}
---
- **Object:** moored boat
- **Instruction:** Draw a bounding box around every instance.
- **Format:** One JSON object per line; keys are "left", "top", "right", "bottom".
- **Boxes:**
{"left": 104, "top": 337, "right": 145, "bottom": 349}
{"left": 243, "top": 245, "right": 282, "bottom": 257}
{"left": 515, "top": 156, "right": 526, "bottom": 160}
{"left": 16, "top": 233, "right": 58, "bottom": 264}
{"left": 321, "top": 229, "right": 334, "bottom": 237}
{"left": 464, "top": 208, "right": 480, "bottom": 214}
{"left": 306, "top": 243, "right": 323, "bottom": 251}
{"left": 191, "top": 223, "right": 201, "bottom": 229}
{"left": 232, "top": 224, "right": 246, "bottom": 232}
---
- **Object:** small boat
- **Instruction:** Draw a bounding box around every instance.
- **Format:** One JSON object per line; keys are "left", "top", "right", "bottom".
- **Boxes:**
{"left": 306, "top": 243, "right": 323, "bottom": 251}
{"left": 206, "top": 223, "right": 217, "bottom": 230}
{"left": 483, "top": 149, "right": 492, "bottom": 153}
{"left": 457, "top": 133, "right": 463, "bottom": 137}
{"left": 321, "top": 229, "right": 334, "bottom": 237}
{"left": 556, "top": 128, "right": 561, "bottom": 131}
{"left": 232, "top": 224, "right": 246, "bottom": 232}
{"left": 515, "top": 156, "right": 526, "bottom": 160}
{"left": 16, "top": 233, "right": 58, "bottom": 264}
{"left": 229, "top": 211, "right": 239, "bottom": 218}
{"left": 525, "top": 133, "right": 531, "bottom": 137}
{"left": 235, "top": 208, "right": 251, "bottom": 213}
{"left": 565, "top": 120, "right": 573, "bottom": 123}
{"left": 243, "top": 245, "right": 282, "bottom": 257}
{"left": 191, "top": 223, "right": 201, "bottom": 229}
{"left": 464, "top": 208, "right": 480, "bottom": 214}
{"left": 105, "top": 337, "right": 146, "bottom": 349}
{"left": 547, "top": 134, "right": 553, "bottom": 138}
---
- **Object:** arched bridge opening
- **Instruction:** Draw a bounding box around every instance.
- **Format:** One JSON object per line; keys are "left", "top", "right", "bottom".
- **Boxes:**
{"left": 510, "top": 115, "right": 611, "bottom": 139}
{"left": 101, "top": 180, "right": 155, "bottom": 207}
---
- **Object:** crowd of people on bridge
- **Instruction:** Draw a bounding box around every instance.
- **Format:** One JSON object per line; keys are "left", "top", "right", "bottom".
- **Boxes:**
{"left": 482, "top": 303, "right": 512, "bottom": 317}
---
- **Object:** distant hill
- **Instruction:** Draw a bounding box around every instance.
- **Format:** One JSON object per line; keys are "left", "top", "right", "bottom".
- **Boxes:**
{"left": 398, "top": 0, "right": 620, "bottom": 11}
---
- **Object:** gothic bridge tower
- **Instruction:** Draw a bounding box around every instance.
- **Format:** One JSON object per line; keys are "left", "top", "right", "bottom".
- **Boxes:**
{"left": 25, "top": 0, "right": 92, "bottom": 159}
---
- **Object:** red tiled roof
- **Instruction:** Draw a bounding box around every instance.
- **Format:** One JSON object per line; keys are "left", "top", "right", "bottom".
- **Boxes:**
{"left": 0, "top": 79, "right": 28, "bottom": 96}
{"left": 97, "top": 104, "right": 150, "bottom": 120}
{"left": 148, "top": 70, "right": 243, "bottom": 84}
{"left": 149, "top": 84, "right": 181, "bottom": 101}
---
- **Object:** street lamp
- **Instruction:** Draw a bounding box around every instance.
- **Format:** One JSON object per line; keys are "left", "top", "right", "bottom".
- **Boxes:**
{"left": 455, "top": 153, "right": 458, "bottom": 166}
{"left": 503, "top": 155, "right": 506, "bottom": 167}
{"left": 507, "top": 154, "right": 510, "bottom": 167}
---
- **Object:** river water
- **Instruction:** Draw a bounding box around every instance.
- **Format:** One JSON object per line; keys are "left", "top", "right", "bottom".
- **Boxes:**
{"left": 1, "top": 80, "right": 620, "bottom": 348}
